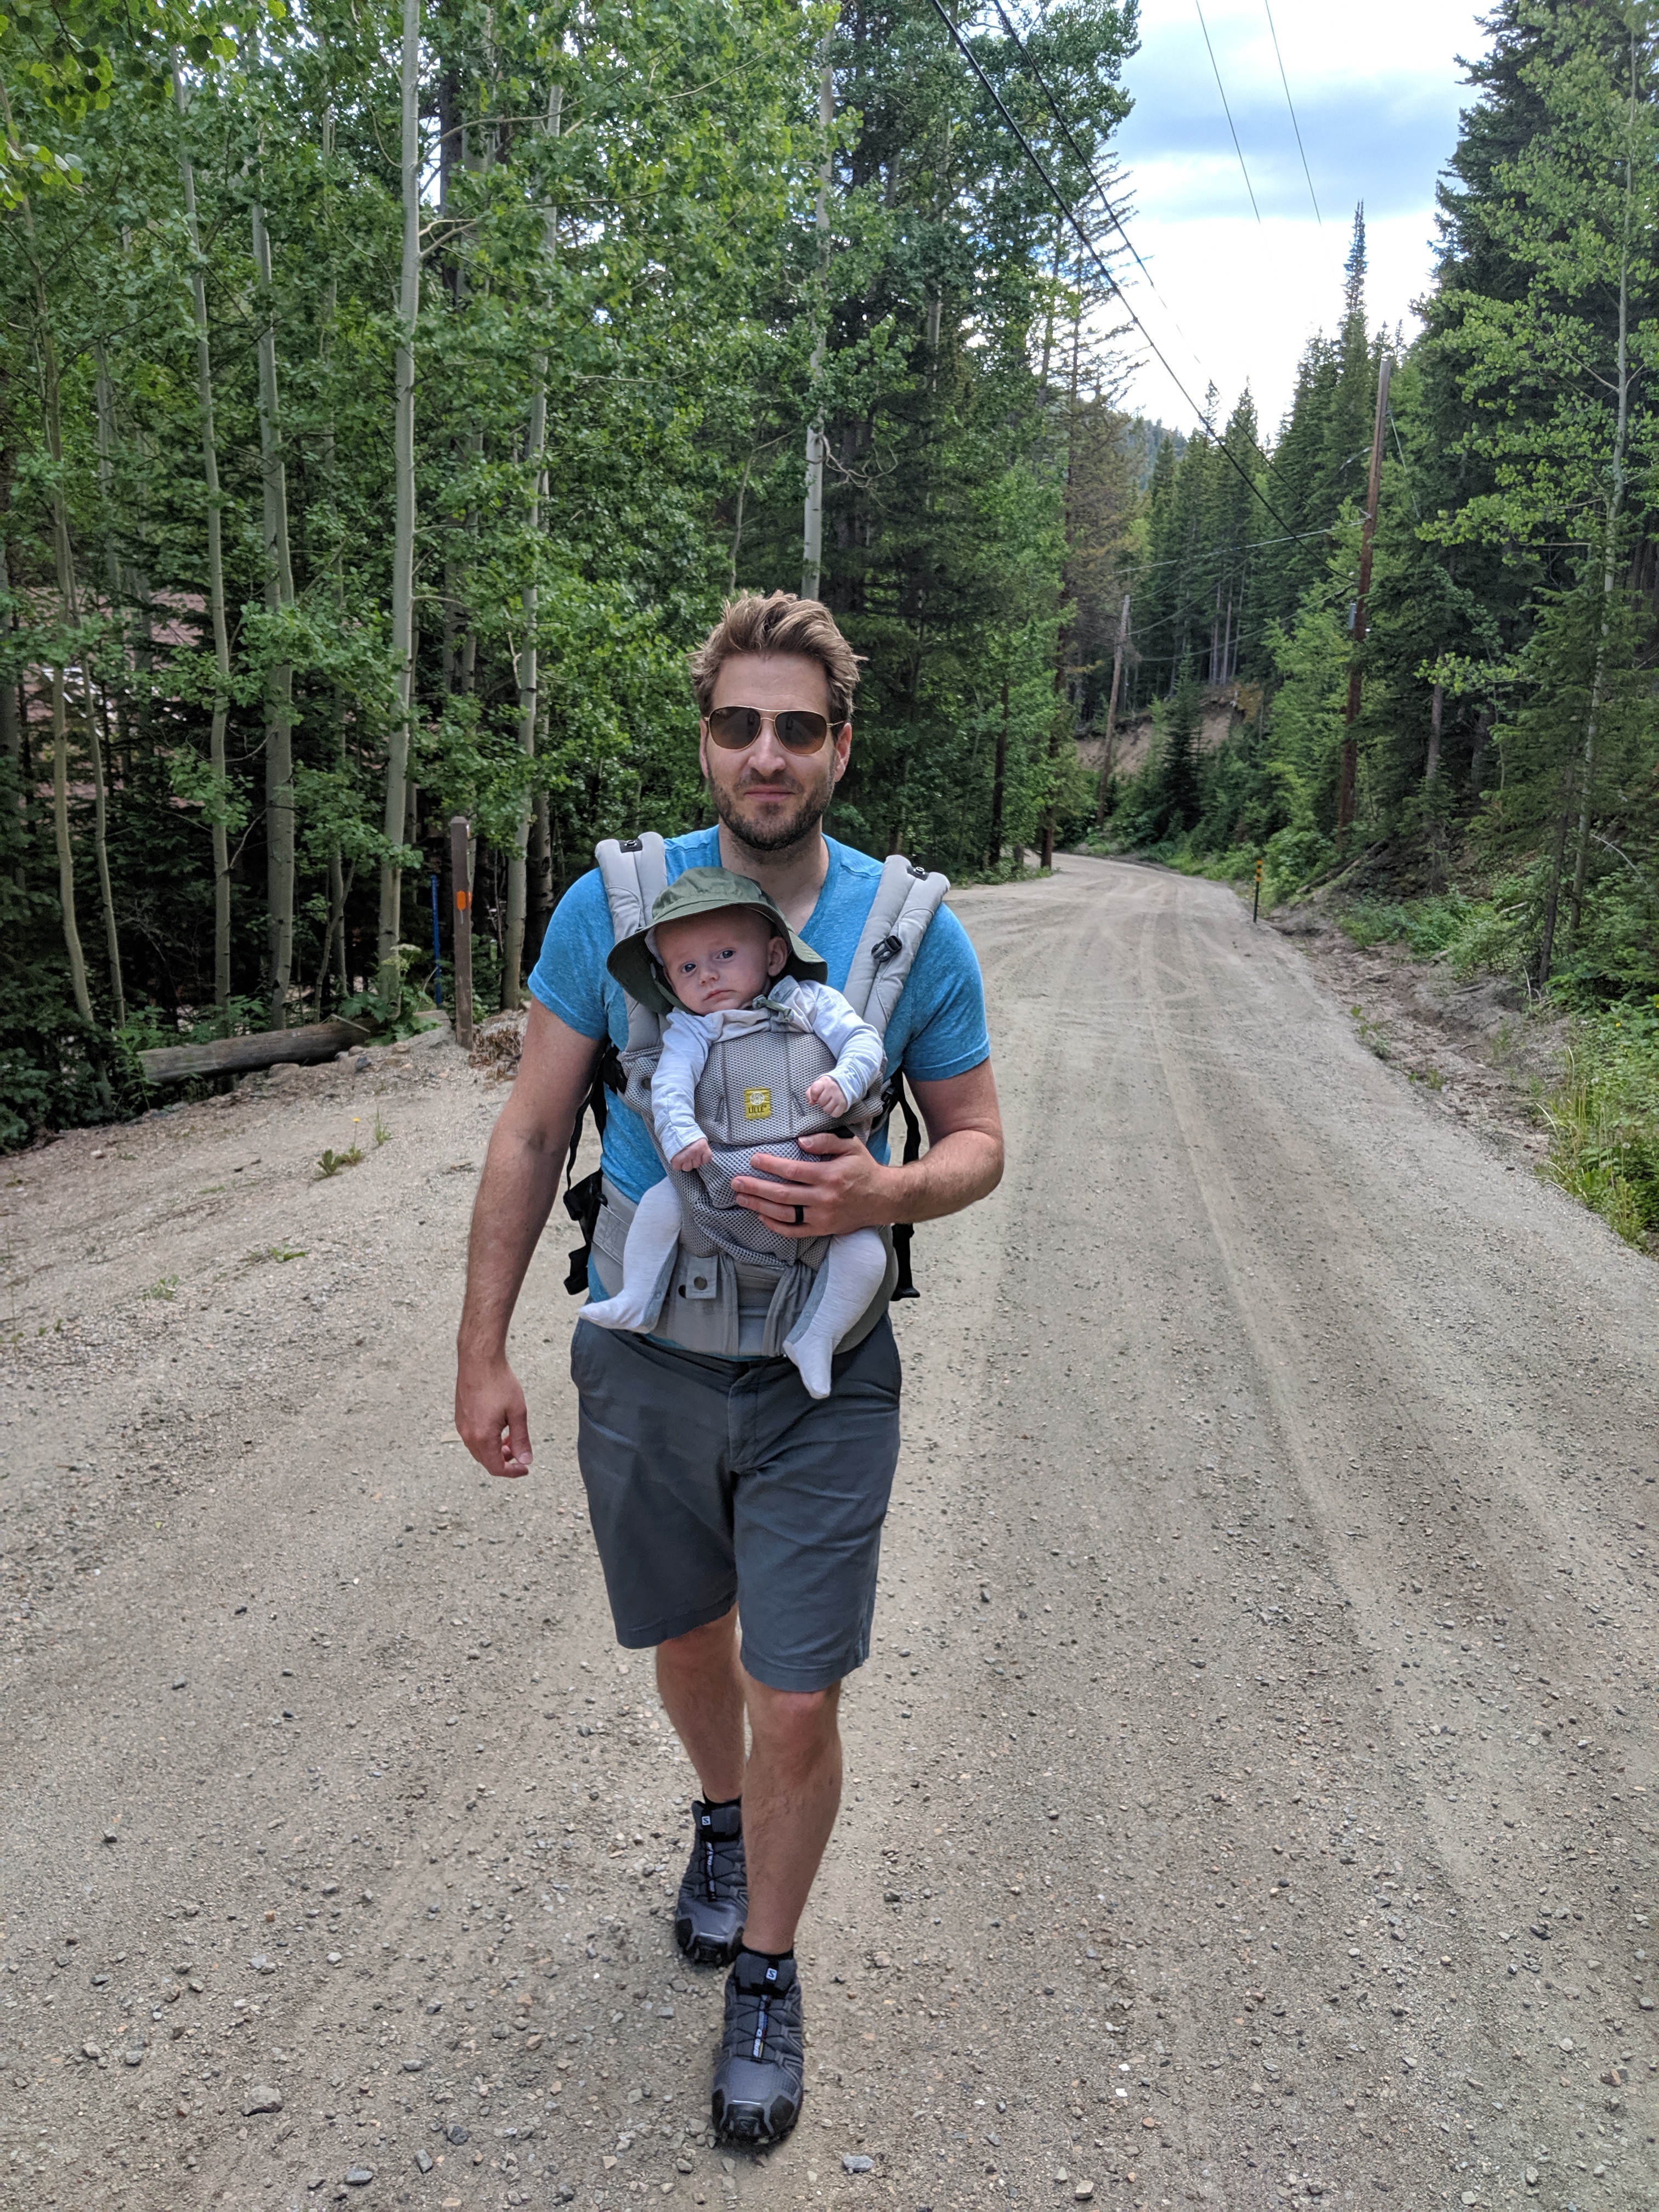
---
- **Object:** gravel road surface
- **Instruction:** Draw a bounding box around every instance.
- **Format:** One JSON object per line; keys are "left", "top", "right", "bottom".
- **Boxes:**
{"left": 2, "top": 856, "right": 1654, "bottom": 2212}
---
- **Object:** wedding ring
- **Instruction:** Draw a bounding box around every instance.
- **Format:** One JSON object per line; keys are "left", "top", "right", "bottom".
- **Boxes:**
{"left": 793, "top": 1203, "right": 805, "bottom": 1226}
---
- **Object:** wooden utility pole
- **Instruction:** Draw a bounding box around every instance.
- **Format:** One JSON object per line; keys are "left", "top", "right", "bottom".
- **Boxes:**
{"left": 1336, "top": 354, "right": 1391, "bottom": 845}
{"left": 450, "top": 815, "right": 475, "bottom": 1048}
{"left": 1094, "top": 591, "right": 1131, "bottom": 828}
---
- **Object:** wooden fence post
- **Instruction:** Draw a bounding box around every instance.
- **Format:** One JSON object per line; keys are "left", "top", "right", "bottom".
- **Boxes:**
{"left": 450, "top": 814, "right": 474, "bottom": 1047}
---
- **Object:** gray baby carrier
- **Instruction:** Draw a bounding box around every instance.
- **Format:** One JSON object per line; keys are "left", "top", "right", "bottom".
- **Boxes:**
{"left": 562, "top": 833, "right": 949, "bottom": 1358}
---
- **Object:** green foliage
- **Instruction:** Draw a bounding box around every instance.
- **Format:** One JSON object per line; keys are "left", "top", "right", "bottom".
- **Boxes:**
{"left": 2, "top": 0, "right": 1142, "bottom": 1140}
{"left": 1539, "top": 999, "right": 1659, "bottom": 1249}
{"left": 1338, "top": 890, "right": 1494, "bottom": 960}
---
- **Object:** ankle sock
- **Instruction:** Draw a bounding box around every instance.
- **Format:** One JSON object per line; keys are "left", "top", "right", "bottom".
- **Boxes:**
{"left": 701, "top": 1795, "right": 741, "bottom": 1816}
{"left": 738, "top": 1944, "right": 794, "bottom": 1970}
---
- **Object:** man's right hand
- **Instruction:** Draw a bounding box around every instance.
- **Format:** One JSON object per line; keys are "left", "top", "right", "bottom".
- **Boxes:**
{"left": 456, "top": 1354, "right": 534, "bottom": 1479}
{"left": 454, "top": 1002, "right": 603, "bottom": 1485}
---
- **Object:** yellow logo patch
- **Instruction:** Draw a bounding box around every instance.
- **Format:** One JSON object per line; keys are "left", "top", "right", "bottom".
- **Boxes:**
{"left": 743, "top": 1087, "right": 773, "bottom": 1120}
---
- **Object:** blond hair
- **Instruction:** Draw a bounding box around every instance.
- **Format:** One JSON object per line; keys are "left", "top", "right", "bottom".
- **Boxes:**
{"left": 689, "top": 591, "right": 863, "bottom": 729}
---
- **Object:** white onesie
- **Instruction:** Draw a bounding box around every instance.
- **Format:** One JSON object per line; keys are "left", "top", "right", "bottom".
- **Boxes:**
{"left": 580, "top": 978, "right": 888, "bottom": 1398}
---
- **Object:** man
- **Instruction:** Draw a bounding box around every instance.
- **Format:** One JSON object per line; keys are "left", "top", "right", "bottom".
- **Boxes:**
{"left": 455, "top": 590, "right": 1002, "bottom": 2143}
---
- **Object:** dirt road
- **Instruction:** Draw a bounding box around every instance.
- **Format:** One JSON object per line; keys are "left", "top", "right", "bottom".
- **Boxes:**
{"left": 2, "top": 856, "right": 1655, "bottom": 2212}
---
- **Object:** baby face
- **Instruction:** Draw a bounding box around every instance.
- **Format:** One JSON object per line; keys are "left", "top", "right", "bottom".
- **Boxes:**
{"left": 654, "top": 906, "right": 788, "bottom": 1015}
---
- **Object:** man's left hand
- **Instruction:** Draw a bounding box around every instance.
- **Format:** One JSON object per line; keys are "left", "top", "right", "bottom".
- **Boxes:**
{"left": 730, "top": 1133, "right": 896, "bottom": 1239}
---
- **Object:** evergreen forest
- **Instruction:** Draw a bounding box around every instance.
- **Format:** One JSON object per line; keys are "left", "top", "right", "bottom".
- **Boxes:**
{"left": 1097, "top": 0, "right": 1659, "bottom": 1243}
{"left": 4, "top": 0, "right": 1658, "bottom": 1250}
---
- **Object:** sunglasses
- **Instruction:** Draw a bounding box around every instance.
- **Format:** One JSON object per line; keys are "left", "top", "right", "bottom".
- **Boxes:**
{"left": 704, "top": 704, "right": 832, "bottom": 753}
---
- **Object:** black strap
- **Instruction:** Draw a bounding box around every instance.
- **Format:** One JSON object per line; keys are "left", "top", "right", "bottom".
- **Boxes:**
{"left": 881, "top": 1070, "right": 924, "bottom": 1302}
{"left": 562, "top": 1042, "right": 625, "bottom": 1295}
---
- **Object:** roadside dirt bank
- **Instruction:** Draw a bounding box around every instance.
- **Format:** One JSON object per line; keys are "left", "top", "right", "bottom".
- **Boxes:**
{"left": 2, "top": 856, "right": 1654, "bottom": 2212}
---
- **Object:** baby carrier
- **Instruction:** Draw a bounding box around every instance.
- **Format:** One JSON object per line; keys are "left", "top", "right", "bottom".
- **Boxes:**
{"left": 562, "top": 833, "right": 949, "bottom": 1358}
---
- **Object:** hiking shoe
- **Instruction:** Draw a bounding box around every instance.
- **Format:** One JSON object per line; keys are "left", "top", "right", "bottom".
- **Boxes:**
{"left": 675, "top": 1799, "right": 747, "bottom": 1967}
{"left": 710, "top": 1950, "right": 804, "bottom": 2143}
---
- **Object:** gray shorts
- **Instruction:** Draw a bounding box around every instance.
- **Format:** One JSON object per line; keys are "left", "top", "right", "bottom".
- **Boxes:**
{"left": 568, "top": 1315, "right": 902, "bottom": 1692}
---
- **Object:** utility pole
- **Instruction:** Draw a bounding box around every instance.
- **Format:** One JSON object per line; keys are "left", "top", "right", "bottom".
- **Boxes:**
{"left": 800, "top": 59, "right": 833, "bottom": 601}
{"left": 1094, "top": 590, "right": 1131, "bottom": 829}
{"left": 1336, "top": 353, "right": 1392, "bottom": 845}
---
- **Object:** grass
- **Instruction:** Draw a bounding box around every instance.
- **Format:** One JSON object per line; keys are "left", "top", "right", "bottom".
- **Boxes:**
{"left": 1350, "top": 1006, "right": 1391, "bottom": 1060}
{"left": 246, "top": 1243, "right": 308, "bottom": 1264}
{"left": 1537, "top": 1001, "right": 1659, "bottom": 1251}
{"left": 318, "top": 1115, "right": 369, "bottom": 1177}
{"left": 1335, "top": 889, "right": 1532, "bottom": 982}
{"left": 140, "top": 1275, "right": 179, "bottom": 1301}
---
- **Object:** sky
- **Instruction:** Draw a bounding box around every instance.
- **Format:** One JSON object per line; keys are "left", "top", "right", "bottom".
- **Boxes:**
{"left": 1098, "top": 0, "right": 1491, "bottom": 433}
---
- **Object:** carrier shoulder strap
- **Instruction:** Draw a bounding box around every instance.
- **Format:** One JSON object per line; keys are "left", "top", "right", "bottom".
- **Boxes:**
{"left": 595, "top": 833, "right": 670, "bottom": 1055}
{"left": 562, "top": 834, "right": 670, "bottom": 1296}
{"left": 842, "top": 854, "right": 951, "bottom": 1037}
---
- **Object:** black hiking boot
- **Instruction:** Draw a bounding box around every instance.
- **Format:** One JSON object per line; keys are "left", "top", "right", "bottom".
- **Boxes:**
{"left": 710, "top": 1949, "right": 805, "bottom": 2144}
{"left": 675, "top": 1799, "right": 747, "bottom": 1968}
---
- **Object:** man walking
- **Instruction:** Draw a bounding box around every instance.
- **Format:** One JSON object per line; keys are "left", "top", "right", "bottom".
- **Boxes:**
{"left": 455, "top": 590, "right": 1002, "bottom": 2142}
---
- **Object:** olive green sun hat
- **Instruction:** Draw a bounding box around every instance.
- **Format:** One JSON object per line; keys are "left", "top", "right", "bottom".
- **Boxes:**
{"left": 605, "top": 864, "right": 828, "bottom": 1016}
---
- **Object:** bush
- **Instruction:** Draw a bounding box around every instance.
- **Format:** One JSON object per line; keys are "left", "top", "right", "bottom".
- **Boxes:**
{"left": 1265, "top": 825, "right": 1335, "bottom": 898}
{"left": 1539, "top": 1000, "right": 1659, "bottom": 1249}
{"left": 1338, "top": 890, "right": 1499, "bottom": 962}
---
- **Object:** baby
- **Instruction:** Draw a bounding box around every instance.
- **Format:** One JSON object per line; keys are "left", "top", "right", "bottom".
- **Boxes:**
{"left": 581, "top": 886, "right": 887, "bottom": 1397}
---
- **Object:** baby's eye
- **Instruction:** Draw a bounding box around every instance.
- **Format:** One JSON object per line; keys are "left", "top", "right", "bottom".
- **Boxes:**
{"left": 714, "top": 946, "right": 736, "bottom": 962}
{"left": 677, "top": 960, "right": 698, "bottom": 975}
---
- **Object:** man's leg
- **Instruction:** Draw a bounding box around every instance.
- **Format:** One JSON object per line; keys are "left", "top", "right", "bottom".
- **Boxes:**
{"left": 654, "top": 1611, "right": 746, "bottom": 1802}
{"left": 739, "top": 1673, "right": 842, "bottom": 1953}
{"left": 657, "top": 1612, "right": 751, "bottom": 1966}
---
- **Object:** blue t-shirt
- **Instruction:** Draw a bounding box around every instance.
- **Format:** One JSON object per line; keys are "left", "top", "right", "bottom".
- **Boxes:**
{"left": 528, "top": 829, "right": 991, "bottom": 1202}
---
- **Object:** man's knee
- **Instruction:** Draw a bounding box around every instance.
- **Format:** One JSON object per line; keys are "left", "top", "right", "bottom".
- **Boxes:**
{"left": 746, "top": 1677, "right": 841, "bottom": 1763}
{"left": 656, "top": 1610, "right": 737, "bottom": 1674}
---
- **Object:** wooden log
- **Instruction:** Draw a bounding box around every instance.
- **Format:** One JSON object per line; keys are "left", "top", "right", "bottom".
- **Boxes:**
{"left": 139, "top": 1018, "right": 373, "bottom": 1085}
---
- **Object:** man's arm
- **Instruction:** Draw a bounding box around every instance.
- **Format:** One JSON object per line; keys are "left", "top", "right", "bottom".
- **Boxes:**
{"left": 455, "top": 1001, "right": 602, "bottom": 1477}
{"left": 731, "top": 1057, "right": 1003, "bottom": 1239}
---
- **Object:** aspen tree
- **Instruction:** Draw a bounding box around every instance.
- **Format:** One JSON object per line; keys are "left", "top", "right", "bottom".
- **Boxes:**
{"left": 379, "top": 0, "right": 422, "bottom": 1009}
{"left": 501, "top": 82, "right": 561, "bottom": 1009}
{"left": 172, "top": 57, "right": 234, "bottom": 1017}
{"left": 246, "top": 37, "right": 298, "bottom": 1027}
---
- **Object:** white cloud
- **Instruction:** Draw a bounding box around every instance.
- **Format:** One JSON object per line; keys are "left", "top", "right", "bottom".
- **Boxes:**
{"left": 1097, "top": 0, "right": 1489, "bottom": 430}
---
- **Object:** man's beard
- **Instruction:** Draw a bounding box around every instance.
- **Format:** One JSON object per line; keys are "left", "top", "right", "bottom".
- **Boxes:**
{"left": 708, "top": 766, "right": 834, "bottom": 856}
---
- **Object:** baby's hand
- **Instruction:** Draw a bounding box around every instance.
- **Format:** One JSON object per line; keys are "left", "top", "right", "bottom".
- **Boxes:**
{"left": 805, "top": 1074, "right": 849, "bottom": 1116}
{"left": 670, "top": 1138, "right": 712, "bottom": 1172}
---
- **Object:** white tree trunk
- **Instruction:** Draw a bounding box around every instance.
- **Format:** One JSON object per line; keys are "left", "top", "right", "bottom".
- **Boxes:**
{"left": 502, "top": 83, "right": 561, "bottom": 1008}
{"left": 173, "top": 60, "right": 234, "bottom": 1016}
{"left": 379, "top": 0, "right": 422, "bottom": 1005}
{"left": 251, "top": 183, "right": 297, "bottom": 1027}
{"left": 800, "top": 60, "right": 833, "bottom": 601}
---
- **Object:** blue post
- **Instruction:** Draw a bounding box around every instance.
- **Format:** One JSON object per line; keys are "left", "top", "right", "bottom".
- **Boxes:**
{"left": 430, "top": 873, "right": 443, "bottom": 1006}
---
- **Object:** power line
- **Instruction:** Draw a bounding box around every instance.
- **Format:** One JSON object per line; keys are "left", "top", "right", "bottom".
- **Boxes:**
{"left": 988, "top": 0, "right": 1290, "bottom": 490}
{"left": 1133, "top": 523, "right": 1331, "bottom": 575}
{"left": 1194, "top": 0, "right": 1260, "bottom": 225}
{"left": 986, "top": 0, "right": 1206, "bottom": 379}
{"left": 923, "top": 0, "right": 1299, "bottom": 537}
{"left": 1261, "top": 0, "right": 1321, "bottom": 224}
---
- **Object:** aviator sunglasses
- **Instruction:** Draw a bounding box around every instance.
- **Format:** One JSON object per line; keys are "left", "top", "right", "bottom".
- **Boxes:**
{"left": 704, "top": 704, "right": 832, "bottom": 753}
